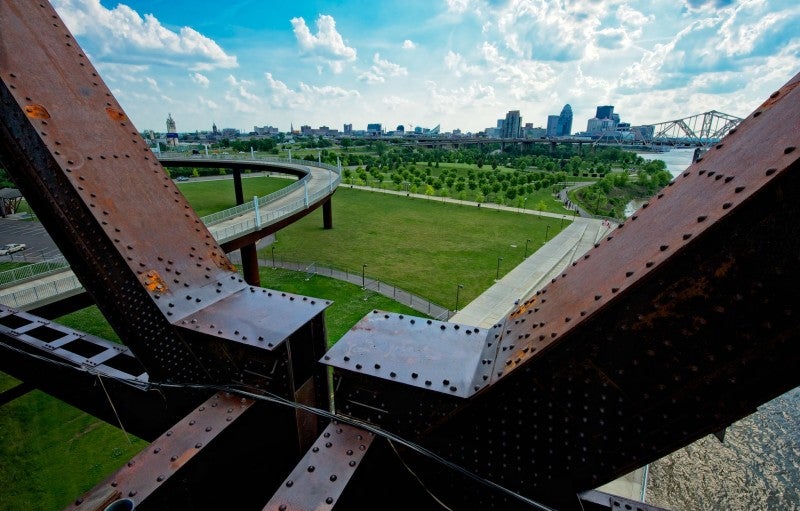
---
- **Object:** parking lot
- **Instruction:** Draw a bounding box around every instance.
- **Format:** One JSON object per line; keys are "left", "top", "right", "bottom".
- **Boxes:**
{"left": 0, "top": 217, "right": 61, "bottom": 262}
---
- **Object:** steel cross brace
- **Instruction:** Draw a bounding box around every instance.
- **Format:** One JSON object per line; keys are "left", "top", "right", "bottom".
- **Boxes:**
{"left": 66, "top": 392, "right": 253, "bottom": 511}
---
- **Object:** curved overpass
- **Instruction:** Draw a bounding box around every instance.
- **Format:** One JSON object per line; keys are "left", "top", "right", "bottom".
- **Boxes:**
{"left": 157, "top": 154, "right": 340, "bottom": 252}
{"left": 0, "top": 154, "right": 340, "bottom": 311}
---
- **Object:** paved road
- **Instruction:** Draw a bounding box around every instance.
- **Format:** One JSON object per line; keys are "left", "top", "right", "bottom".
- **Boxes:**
{"left": 0, "top": 218, "right": 61, "bottom": 262}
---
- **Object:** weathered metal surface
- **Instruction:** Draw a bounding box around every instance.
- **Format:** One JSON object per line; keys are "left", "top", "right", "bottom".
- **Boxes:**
{"left": 263, "top": 422, "right": 375, "bottom": 511}
{"left": 324, "top": 311, "right": 489, "bottom": 398}
{"left": 325, "top": 72, "right": 800, "bottom": 508}
{"left": 0, "top": 0, "right": 330, "bottom": 404}
{"left": 577, "top": 490, "right": 670, "bottom": 511}
{"left": 66, "top": 392, "right": 253, "bottom": 511}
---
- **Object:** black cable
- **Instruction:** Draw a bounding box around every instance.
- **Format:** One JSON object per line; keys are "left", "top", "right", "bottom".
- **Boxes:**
{"left": 0, "top": 340, "right": 556, "bottom": 511}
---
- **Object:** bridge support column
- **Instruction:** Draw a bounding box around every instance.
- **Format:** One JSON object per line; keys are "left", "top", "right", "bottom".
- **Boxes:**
{"left": 240, "top": 243, "right": 261, "bottom": 286}
{"left": 232, "top": 168, "right": 245, "bottom": 204}
{"left": 323, "top": 198, "right": 333, "bottom": 230}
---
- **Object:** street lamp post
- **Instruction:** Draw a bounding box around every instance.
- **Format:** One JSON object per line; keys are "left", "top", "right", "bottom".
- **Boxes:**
{"left": 271, "top": 245, "right": 276, "bottom": 268}
{"left": 496, "top": 257, "right": 503, "bottom": 280}
{"left": 362, "top": 264, "right": 367, "bottom": 289}
{"left": 455, "top": 284, "right": 464, "bottom": 312}
{"left": 524, "top": 239, "right": 531, "bottom": 258}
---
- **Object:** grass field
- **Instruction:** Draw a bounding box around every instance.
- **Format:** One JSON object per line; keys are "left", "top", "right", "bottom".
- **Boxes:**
{"left": 263, "top": 187, "right": 566, "bottom": 307}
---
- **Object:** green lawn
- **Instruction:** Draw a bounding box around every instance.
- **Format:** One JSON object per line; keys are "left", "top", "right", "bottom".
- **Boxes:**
{"left": 176, "top": 174, "right": 295, "bottom": 217}
{"left": 258, "top": 268, "right": 425, "bottom": 345}
{"left": 265, "top": 187, "right": 566, "bottom": 307}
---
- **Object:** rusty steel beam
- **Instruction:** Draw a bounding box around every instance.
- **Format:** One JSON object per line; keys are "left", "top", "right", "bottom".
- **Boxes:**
{"left": 66, "top": 392, "right": 253, "bottom": 511}
{"left": 263, "top": 422, "right": 375, "bottom": 511}
{"left": 0, "top": 0, "right": 330, "bottom": 406}
{"left": 324, "top": 74, "right": 800, "bottom": 508}
{"left": 0, "top": 6, "right": 333, "bottom": 509}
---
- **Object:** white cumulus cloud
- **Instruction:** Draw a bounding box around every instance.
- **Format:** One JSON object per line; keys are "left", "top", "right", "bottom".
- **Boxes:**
{"left": 52, "top": 0, "right": 237, "bottom": 70}
{"left": 402, "top": 39, "right": 417, "bottom": 49}
{"left": 291, "top": 14, "right": 357, "bottom": 73}
{"left": 359, "top": 53, "right": 407, "bottom": 84}
{"left": 190, "top": 72, "right": 210, "bottom": 87}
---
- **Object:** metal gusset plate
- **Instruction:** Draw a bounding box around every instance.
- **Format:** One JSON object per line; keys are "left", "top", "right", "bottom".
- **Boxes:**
{"left": 578, "top": 490, "right": 671, "bottom": 511}
{"left": 324, "top": 311, "right": 489, "bottom": 398}
{"left": 65, "top": 392, "right": 253, "bottom": 511}
{"left": 263, "top": 421, "right": 375, "bottom": 511}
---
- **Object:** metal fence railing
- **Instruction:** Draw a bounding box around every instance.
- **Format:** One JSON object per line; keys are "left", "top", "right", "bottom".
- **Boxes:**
{"left": 0, "top": 256, "right": 70, "bottom": 287}
{"left": 229, "top": 255, "right": 452, "bottom": 320}
{"left": 0, "top": 272, "right": 83, "bottom": 309}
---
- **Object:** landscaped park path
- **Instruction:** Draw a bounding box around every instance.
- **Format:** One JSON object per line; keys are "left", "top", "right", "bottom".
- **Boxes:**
{"left": 345, "top": 183, "right": 616, "bottom": 328}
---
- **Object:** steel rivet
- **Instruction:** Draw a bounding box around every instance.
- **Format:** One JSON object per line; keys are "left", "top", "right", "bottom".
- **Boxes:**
{"left": 329, "top": 475, "right": 337, "bottom": 482}
{"left": 326, "top": 497, "right": 334, "bottom": 504}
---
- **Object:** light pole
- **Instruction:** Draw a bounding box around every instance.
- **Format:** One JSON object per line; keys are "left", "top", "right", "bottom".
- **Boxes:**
{"left": 545, "top": 224, "right": 550, "bottom": 242}
{"left": 495, "top": 257, "right": 503, "bottom": 280}
{"left": 362, "top": 264, "right": 367, "bottom": 289}
{"left": 524, "top": 239, "right": 531, "bottom": 258}
{"left": 271, "top": 244, "right": 276, "bottom": 268}
{"left": 455, "top": 284, "right": 464, "bottom": 312}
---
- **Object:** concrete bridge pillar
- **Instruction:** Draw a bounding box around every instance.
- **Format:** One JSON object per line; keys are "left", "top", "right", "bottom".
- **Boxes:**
{"left": 323, "top": 198, "right": 333, "bottom": 230}
{"left": 233, "top": 168, "right": 261, "bottom": 286}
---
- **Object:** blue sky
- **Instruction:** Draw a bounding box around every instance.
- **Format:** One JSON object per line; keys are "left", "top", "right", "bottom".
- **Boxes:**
{"left": 52, "top": 0, "right": 799, "bottom": 134}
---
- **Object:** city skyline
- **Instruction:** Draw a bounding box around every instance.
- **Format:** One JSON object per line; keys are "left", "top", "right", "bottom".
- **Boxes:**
{"left": 51, "top": 0, "right": 799, "bottom": 134}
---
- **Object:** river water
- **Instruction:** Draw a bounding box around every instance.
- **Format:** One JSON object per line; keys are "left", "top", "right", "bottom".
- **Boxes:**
{"left": 627, "top": 149, "right": 800, "bottom": 510}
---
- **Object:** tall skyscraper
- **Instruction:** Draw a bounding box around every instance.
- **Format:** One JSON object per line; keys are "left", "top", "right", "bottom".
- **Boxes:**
{"left": 502, "top": 110, "right": 521, "bottom": 138}
{"left": 546, "top": 115, "right": 560, "bottom": 137}
{"left": 557, "top": 104, "right": 573, "bottom": 137}
{"left": 595, "top": 105, "right": 614, "bottom": 120}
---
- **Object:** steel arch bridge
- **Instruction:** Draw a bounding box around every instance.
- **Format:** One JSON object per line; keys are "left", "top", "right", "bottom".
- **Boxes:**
{"left": 594, "top": 110, "right": 743, "bottom": 149}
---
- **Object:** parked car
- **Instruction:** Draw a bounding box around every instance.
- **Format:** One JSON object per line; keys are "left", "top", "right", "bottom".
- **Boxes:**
{"left": 176, "top": 176, "right": 189, "bottom": 182}
{"left": 0, "top": 243, "right": 26, "bottom": 255}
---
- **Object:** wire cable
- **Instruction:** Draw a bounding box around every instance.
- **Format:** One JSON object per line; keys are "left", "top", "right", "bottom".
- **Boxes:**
{"left": 0, "top": 339, "right": 556, "bottom": 511}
